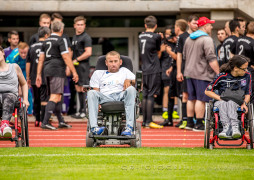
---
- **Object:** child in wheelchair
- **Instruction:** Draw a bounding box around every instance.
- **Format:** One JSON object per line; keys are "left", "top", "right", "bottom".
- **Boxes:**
{"left": 0, "top": 46, "right": 29, "bottom": 137}
{"left": 205, "top": 55, "right": 251, "bottom": 139}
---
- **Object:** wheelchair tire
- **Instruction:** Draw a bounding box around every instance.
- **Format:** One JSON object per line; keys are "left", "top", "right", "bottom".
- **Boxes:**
{"left": 21, "top": 105, "right": 29, "bottom": 147}
{"left": 248, "top": 104, "right": 254, "bottom": 149}
{"left": 204, "top": 102, "right": 211, "bottom": 149}
{"left": 130, "top": 122, "right": 141, "bottom": 148}
{"left": 86, "top": 131, "right": 94, "bottom": 147}
{"left": 16, "top": 140, "right": 22, "bottom": 147}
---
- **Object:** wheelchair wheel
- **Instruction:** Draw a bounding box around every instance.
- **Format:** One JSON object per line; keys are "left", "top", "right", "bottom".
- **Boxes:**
{"left": 86, "top": 131, "right": 95, "bottom": 147}
{"left": 204, "top": 102, "right": 211, "bottom": 149}
{"left": 130, "top": 122, "right": 141, "bottom": 148}
{"left": 20, "top": 105, "right": 29, "bottom": 147}
{"left": 248, "top": 104, "right": 254, "bottom": 149}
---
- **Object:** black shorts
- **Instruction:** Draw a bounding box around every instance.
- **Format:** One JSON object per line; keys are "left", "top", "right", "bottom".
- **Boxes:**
{"left": 168, "top": 67, "right": 178, "bottom": 98}
{"left": 162, "top": 79, "right": 170, "bottom": 87}
{"left": 46, "top": 77, "right": 65, "bottom": 95}
{"left": 40, "top": 85, "right": 49, "bottom": 102}
{"left": 75, "top": 63, "right": 90, "bottom": 86}
{"left": 142, "top": 73, "right": 161, "bottom": 97}
{"left": 177, "top": 77, "right": 188, "bottom": 95}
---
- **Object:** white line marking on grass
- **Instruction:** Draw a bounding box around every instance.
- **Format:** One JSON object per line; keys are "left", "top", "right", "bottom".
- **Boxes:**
{"left": 0, "top": 153, "right": 253, "bottom": 157}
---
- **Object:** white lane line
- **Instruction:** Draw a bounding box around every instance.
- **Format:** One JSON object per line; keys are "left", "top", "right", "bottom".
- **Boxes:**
{"left": 0, "top": 153, "right": 253, "bottom": 157}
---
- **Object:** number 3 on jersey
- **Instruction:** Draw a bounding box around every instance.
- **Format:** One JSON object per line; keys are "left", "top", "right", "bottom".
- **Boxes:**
{"left": 141, "top": 39, "right": 146, "bottom": 54}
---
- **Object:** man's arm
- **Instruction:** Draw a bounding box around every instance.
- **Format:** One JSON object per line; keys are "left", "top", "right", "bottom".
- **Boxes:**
{"left": 209, "top": 60, "right": 220, "bottom": 75}
{"left": 36, "top": 53, "right": 45, "bottom": 88}
{"left": 26, "top": 62, "right": 31, "bottom": 87}
{"left": 176, "top": 52, "right": 184, "bottom": 82}
{"left": 74, "top": 47, "right": 92, "bottom": 62}
{"left": 62, "top": 53, "right": 79, "bottom": 83}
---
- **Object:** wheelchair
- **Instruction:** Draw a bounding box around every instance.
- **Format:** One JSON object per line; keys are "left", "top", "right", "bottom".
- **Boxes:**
{"left": 85, "top": 55, "right": 142, "bottom": 148}
{"left": 0, "top": 98, "right": 29, "bottom": 147}
{"left": 204, "top": 100, "right": 254, "bottom": 149}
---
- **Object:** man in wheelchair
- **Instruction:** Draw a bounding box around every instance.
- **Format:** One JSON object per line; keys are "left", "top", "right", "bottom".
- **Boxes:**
{"left": 205, "top": 55, "right": 251, "bottom": 139}
{"left": 87, "top": 51, "right": 136, "bottom": 136}
{"left": 0, "top": 46, "right": 29, "bottom": 137}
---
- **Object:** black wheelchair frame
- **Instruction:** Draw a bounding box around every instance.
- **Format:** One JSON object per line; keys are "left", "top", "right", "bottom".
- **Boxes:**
{"left": 204, "top": 100, "right": 254, "bottom": 149}
{"left": 85, "top": 55, "right": 142, "bottom": 147}
{"left": 0, "top": 99, "right": 29, "bottom": 147}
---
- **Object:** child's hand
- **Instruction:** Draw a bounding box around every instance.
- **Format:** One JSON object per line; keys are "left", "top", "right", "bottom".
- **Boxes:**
{"left": 241, "top": 103, "right": 248, "bottom": 114}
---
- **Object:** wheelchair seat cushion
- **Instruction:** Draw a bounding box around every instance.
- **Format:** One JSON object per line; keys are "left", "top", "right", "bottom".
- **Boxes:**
{"left": 101, "top": 101, "right": 125, "bottom": 113}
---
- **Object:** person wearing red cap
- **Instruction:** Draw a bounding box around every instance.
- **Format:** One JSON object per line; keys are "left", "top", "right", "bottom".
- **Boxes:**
{"left": 183, "top": 16, "right": 220, "bottom": 131}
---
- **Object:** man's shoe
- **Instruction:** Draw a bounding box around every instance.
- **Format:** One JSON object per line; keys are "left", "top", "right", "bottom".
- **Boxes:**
{"left": 41, "top": 123, "right": 57, "bottom": 130}
{"left": 159, "top": 120, "right": 173, "bottom": 126}
{"left": 91, "top": 127, "right": 105, "bottom": 135}
{"left": 218, "top": 124, "right": 230, "bottom": 139}
{"left": 1, "top": 120, "right": 12, "bottom": 138}
{"left": 185, "top": 121, "right": 194, "bottom": 130}
{"left": 179, "top": 121, "right": 187, "bottom": 129}
{"left": 193, "top": 123, "right": 205, "bottom": 132}
{"left": 149, "top": 122, "right": 163, "bottom": 129}
{"left": 175, "top": 120, "right": 182, "bottom": 127}
{"left": 35, "top": 121, "right": 40, "bottom": 127}
{"left": 172, "top": 111, "right": 180, "bottom": 119}
{"left": 71, "top": 112, "right": 85, "bottom": 119}
{"left": 121, "top": 125, "right": 133, "bottom": 136}
{"left": 162, "top": 111, "right": 168, "bottom": 119}
{"left": 58, "top": 122, "right": 72, "bottom": 129}
{"left": 232, "top": 125, "right": 241, "bottom": 139}
{"left": 79, "top": 113, "right": 86, "bottom": 118}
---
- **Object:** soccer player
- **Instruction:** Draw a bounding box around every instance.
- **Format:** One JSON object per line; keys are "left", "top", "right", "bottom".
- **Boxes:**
{"left": 139, "top": 15, "right": 163, "bottom": 129}
{"left": 70, "top": 16, "right": 92, "bottom": 119}
{"left": 26, "top": 27, "right": 50, "bottom": 127}
{"left": 216, "top": 28, "right": 228, "bottom": 58}
{"left": 4, "top": 31, "right": 19, "bottom": 58}
{"left": 36, "top": 21, "right": 79, "bottom": 130}
{"left": 29, "top": 13, "right": 51, "bottom": 46}
{"left": 176, "top": 15, "right": 198, "bottom": 129}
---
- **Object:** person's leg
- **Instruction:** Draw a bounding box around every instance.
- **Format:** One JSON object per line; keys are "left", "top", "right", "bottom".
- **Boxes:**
{"left": 172, "top": 97, "right": 179, "bottom": 119}
{"left": 160, "top": 97, "right": 174, "bottom": 126}
{"left": 32, "top": 85, "right": 41, "bottom": 126}
{"left": 162, "top": 85, "right": 169, "bottom": 119}
{"left": 67, "top": 77, "right": 77, "bottom": 115}
{"left": 1, "top": 93, "right": 18, "bottom": 137}
{"left": 177, "top": 91, "right": 188, "bottom": 128}
{"left": 227, "top": 100, "right": 241, "bottom": 138}
{"left": 214, "top": 100, "right": 230, "bottom": 138}
{"left": 27, "top": 88, "right": 33, "bottom": 115}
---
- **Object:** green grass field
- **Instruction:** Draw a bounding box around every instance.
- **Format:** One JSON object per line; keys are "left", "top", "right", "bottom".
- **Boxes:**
{"left": 1, "top": 147, "right": 253, "bottom": 179}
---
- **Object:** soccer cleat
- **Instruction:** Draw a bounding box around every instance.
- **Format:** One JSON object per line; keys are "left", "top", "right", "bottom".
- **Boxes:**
{"left": 121, "top": 125, "right": 133, "bottom": 136}
{"left": 179, "top": 121, "right": 187, "bottom": 129}
{"left": 185, "top": 120, "right": 194, "bottom": 130}
{"left": 58, "top": 122, "right": 72, "bottom": 129}
{"left": 172, "top": 111, "right": 180, "bottom": 119}
{"left": 175, "top": 120, "right": 182, "bottom": 127}
{"left": 41, "top": 123, "right": 57, "bottom": 130}
{"left": 162, "top": 111, "right": 168, "bottom": 119}
{"left": 218, "top": 124, "right": 230, "bottom": 139}
{"left": 232, "top": 125, "right": 241, "bottom": 139}
{"left": 149, "top": 122, "right": 163, "bottom": 129}
{"left": 91, "top": 127, "right": 105, "bottom": 135}
{"left": 1, "top": 120, "right": 12, "bottom": 138}
{"left": 193, "top": 123, "right": 205, "bottom": 132}
{"left": 159, "top": 119, "right": 173, "bottom": 126}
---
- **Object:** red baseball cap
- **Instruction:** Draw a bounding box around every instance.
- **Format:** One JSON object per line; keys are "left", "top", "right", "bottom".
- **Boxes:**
{"left": 197, "top": 17, "right": 215, "bottom": 27}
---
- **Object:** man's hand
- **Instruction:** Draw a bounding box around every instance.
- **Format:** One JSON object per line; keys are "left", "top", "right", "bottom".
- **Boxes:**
{"left": 241, "top": 103, "right": 248, "bottom": 114}
{"left": 166, "top": 66, "right": 173, "bottom": 76}
{"left": 72, "top": 72, "right": 79, "bottom": 83}
{"left": 177, "top": 72, "right": 184, "bottom": 82}
{"left": 27, "top": 78, "right": 31, "bottom": 88}
{"left": 36, "top": 75, "right": 42, "bottom": 88}
{"left": 123, "top": 79, "right": 132, "bottom": 90}
{"left": 160, "top": 44, "right": 166, "bottom": 52}
{"left": 23, "top": 99, "right": 30, "bottom": 110}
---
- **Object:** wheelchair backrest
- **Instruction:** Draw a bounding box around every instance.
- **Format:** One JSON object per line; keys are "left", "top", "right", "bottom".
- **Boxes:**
{"left": 95, "top": 55, "right": 133, "bottom": 72}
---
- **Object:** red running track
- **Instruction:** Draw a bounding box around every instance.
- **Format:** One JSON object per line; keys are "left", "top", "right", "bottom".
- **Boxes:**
{"left": 0, "top": 122, "right": 250, "bottom": 148}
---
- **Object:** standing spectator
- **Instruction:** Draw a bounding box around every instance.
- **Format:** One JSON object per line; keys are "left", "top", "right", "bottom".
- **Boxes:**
{"left": 4, "top": 31, "right": 19, "bottom": 58}
{"left": 70, "top": 16, "right": 92, "bottom": 119}
{"left": 219, "top": 19, "right": 240, "bottom": 66}
{"left": 6, "top": 42, "right": 33, "bottom": 115}
{"left": 183, "top": 17, "right": 219, "bottom": 131}
{"left": 29, "top": 13, "right": 51, "bottom": 46}
{"left": 138, "top": 15, "right": 163, "bottom": 129}
{"left": 26, "top": 27, "right": 50, "bottom": 127}
{"left": 175, "top": 15, "right": 198, "bottom": 129}
{"left": 216, "top": 28, "right": 228, "bottom": 58}
{"left": 36, "top": 21, "right": 78, "bottom": 130}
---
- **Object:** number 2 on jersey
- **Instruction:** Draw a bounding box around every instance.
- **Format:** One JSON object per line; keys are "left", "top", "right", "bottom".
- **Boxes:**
{"left": 238, "top": 45, "right": 244, "bottom": 55}
{"left": 46, "top": 41, "right": 52, "bottom": 58}
{"left": 141, "top": 39, "right": 146, "bottom": 54}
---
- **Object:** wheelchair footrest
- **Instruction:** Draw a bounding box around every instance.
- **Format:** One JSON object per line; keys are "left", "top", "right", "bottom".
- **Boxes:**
{"left": 91, "top": 135, "right": 136, "bottom": 139}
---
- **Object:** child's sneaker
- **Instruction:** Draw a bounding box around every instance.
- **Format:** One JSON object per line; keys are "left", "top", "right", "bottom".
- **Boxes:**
{"left": 179, "top": 120, "right": 187, "bottom": 129}
{"left": 121, "top": 125, "right": 133, "bottom": 136}
{"left": 232, "top": 125, "right": 241, "bottom": 139}
{"left": 91, "top": 127, "right": 105, "bottom": 135}
{"left": 1, "top": 120, "right": 12, "bottom": 138}
{"left": 162, "top": 111, "right": 168, "bottom": 119}
{"left": 218, "top": 124, "right": 230, "bottom": 139}
{"left": 172, "top": 111, "right": 179, "bottom": 119}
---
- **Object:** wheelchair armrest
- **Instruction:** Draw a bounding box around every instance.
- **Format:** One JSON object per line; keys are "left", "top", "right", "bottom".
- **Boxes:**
{"left": 135, "top": 70, "right": 142, "bottom": 92}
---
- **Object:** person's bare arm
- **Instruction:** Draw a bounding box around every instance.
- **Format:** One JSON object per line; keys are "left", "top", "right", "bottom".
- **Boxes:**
{"left": 165, "top": 46, "right": 177, "bottom": 60}
{"left": 15, "top": 64, "right": 29, "bottom": 108}
{"left": 36, "top": 53, "right": 45, "bottom": 88}
{"left": 73, "top": 47, "right": 92, "bottom": 64}
{"left": 205, "top": 90, "right": 221, "bottom": 101}
{"left": 209, "top": 59, "right": 220, "bottom": 75}
{"left": 26, "top": 62, "right": 31, "bottom": 87}
{"left": 241, "top": 95, "right": 250, "bottom": 113}
{"left": 62, "top": 53, "right": 79, "bottom": 83}
{"left": 176, "top": 52, "right": 184, "bottom": 82}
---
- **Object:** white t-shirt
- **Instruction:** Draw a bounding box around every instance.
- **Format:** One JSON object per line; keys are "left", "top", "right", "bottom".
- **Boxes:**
{"left": 90, "top": 67, "right": 135, "bottom": 96}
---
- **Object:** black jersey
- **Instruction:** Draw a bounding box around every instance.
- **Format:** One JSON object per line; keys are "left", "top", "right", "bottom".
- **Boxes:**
{"left": 219, "top": 35, "right": 238, "bottom": 65}
{"left": 71, "top": 31, "right": 92, "bottom": 64}
{"left": 175, "top": 32, "right": 189, "bottom": 54}
{"left": 236, "top": 36, "right": 254, "bottom": 66}
{"left": 41, "top": 33, "right": 69, "bottom": 78}
{"left": 138, "top": 32, "right": 161, "bottom": 75}
{"left": 27, "top": 41, "right": 46, "bottom": 85}
{"left": 29, "top": 33, "right": 39, "bottom": 46}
